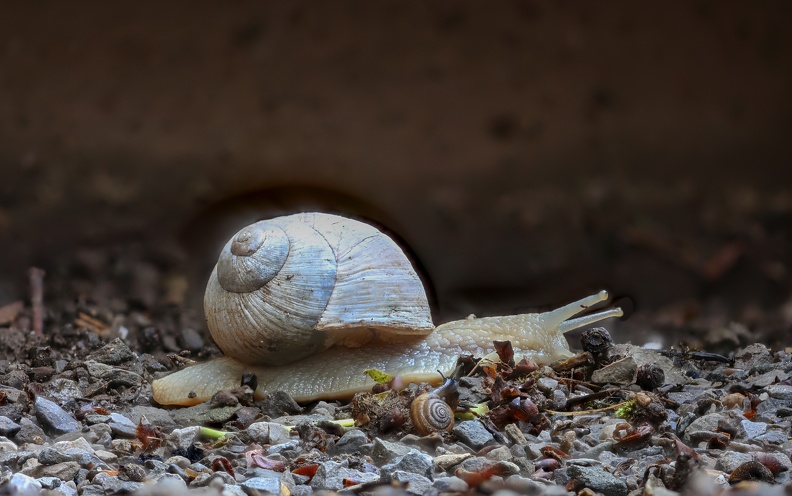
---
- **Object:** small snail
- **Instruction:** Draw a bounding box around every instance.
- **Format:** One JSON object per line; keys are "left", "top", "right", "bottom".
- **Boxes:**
{"left": 411, "top": 375, "right": 458, "bottom": 435}
{"left": 151, "top": 212, "right": 623, "bottom": 406}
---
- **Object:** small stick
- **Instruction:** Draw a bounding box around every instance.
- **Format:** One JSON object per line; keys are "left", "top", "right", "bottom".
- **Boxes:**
{"left": 28, "top": 267, "right": 45, "bottom": 335}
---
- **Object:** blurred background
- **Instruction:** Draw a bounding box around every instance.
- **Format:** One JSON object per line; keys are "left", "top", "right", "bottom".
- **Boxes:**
{"left": 1, "top": 1, "right": 791, "bottom": 351}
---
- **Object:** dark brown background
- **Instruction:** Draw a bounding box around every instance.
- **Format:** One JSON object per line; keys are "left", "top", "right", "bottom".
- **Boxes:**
{"left": 1, "top": 1, "right": 791, "bottom": 348}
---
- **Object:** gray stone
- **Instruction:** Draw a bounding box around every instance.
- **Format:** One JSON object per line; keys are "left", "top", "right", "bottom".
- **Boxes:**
{"left": 591, "top": 356, "right": 637, "bottom": 385}
{"left": 503, "top": 423, "right": 526, "bottom": 445}
{"left": 328, "top": 428, "right": 367, "bottom": 455}
{"left": 88, "top": 338, "right": 135, "bottom": 364}
{"left": 734, "top": 343, "right": 772, "bottom": 370}
{"left": 266, "top": 439, "right": 300, "bottom": 455}
{"left": 247, "top": 421, "right": 293, "bottom": 445}
{"left": 79, "top": 484, "right": 105, "bottom": 496}
{"left": 0, "top": 415, "right": 21, "bottom": 437}
{"left": 0, "top": 387, "right": 27, "bottom": 404}
{"left": 34, "top": 396, "right": 80, "bottom": 435}
{"left": 567, "top": 464, "right": 628, "bottom": 496}
{"left": 125, "top": 406, "right": 177, "bottom": 432}
{"left": 242, "top": 477, "right": 281, "bottom": 494}
{"left": 37, "top": 447, "right": 71, "bottom": 465}
{"left": 14, "top": 417, "right": 47, "bottom": 444}
{"left": 433, "top": 476, "right": 468, "bottom": 492}
{"left": 505, "top": 474, "right": 545, "bottom": 493}
{"left": 310, "top": 460, "right": 379, "bottom": 491}
{"left": 35, "top": 477, "right": 61, "bottom": 490}
{"left": 222, "top": 484, "right": 247, "bottom": 496}
{"left": 190, "top": 471, "right": 236, "bottom": 487}
{"left": 453, "top": 420, "right": 495, "bottom": 450}
{"left": 108, "top": 412, "right": 138, "bottom": 438}
{"left": 5, "top": 473, "right": 41, "bottom": 496}
{"left": 682, "top": 412, "right": 742, "bottom": 442}
{"left": 611, "top": 344, "right": 691, "bottom": 386}
{"left": 714, "top": 451, "right": 753, "bottom": 472}
{"left": 741, "top": 419, "right": 768, "bottom": 439}
{"left": 389, "top": 471, "right": 433, "bottom": 495}
{"left": 39, "top": 461, "right": 81, "bottom": 481}
{"left": 536, "top": 377, "right": 559, "bottom": 392}
{"left": 371, "top": 437, "right": 412, "bottom": 464}
{"left": 84, "top": 360, "right": 143, "bottom": 386}
{"left": 752, "top": 370, "right": 790, "bottom": 387}
{"left": 757, "top": 428, "right": 788, "bottom": 444}
{"left": 766, "top": 385, "right": 792, "bottom": 401}
{"left": 168, "top": 426, "right": 200, "bottom": 449}
{"left": 151, "top": 474, "right": 188, "bottom": 489}
{"left": 382, "top": 449, "right": 433, "bottom": 480}
{"left": 41, "top": 379, "right": 82, "bottom": 405}
{"left": 485, "top": 446, "right": 513, "bottom": 461}
{"left": 172, "top": 402, "right": 240, "bottom": 426}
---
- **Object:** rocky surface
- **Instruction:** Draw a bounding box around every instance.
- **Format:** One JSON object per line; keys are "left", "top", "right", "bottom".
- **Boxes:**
{"left": 2, "top": 253, "right": 792, "bottom": 495}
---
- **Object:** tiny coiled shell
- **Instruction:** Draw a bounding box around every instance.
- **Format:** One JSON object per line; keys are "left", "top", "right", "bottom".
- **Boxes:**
{"left": 411, "top": 377, "right": 458, "bottom": 435}
{"left": 152, "top": 213, "right": 624, "bottom": 406}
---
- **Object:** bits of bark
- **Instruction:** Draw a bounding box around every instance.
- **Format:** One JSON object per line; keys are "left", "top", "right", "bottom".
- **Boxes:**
{"left": 579, "top": 327, "right": 613, "bottom": 355}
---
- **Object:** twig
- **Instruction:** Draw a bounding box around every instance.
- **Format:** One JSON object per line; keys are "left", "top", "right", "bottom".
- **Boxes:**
{"left": 28, "top": 267, "right": 45, "bottom": 335}
{"left": 545, "top": 400, "right": 631, "bottom": 416}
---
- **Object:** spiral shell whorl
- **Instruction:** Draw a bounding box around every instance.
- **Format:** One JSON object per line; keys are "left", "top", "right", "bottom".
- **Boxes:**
{"left": 217, "top": 225, "right": 290, "bottom": 293}
{"left": 207, "top": 218, "right": 337, "bottom": 365}
{"left": 411, "top": 391, "right": 454, "bottom": 435}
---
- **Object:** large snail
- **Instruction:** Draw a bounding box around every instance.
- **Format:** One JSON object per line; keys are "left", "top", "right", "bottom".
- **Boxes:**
{"left": 151, "top": 212, "right": 623, "bottom": 406}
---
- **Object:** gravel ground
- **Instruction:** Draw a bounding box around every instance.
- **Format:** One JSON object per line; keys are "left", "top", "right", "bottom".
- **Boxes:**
{"left": 1, "top": 248, "right": 792, "bottom": 496}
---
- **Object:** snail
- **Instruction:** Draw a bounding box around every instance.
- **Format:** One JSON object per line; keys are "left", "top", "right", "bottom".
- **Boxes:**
{"left": 151, "top": 212, "right": 623, "bottom": 406}
{"left": 411, "top": 375, "right": 459, "bottom": 435}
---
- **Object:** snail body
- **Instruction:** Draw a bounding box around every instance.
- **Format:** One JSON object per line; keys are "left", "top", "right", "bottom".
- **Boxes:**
{"left": 152, "top": 213, "right": 623, "bottom": 405}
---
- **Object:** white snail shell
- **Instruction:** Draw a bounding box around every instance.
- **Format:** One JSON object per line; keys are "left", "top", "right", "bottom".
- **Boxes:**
{"left": 205, "top": 212, "right": 434, "bottom": 365}
{"left": 151, "top": 213, "right": 624, "bottom": 406}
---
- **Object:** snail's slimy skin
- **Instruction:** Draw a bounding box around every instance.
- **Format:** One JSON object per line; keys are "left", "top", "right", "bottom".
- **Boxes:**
{"left": 151, "top": 290, "right": 622, "bottom": 405}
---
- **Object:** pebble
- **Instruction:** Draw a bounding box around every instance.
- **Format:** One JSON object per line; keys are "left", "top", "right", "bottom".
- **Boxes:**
{"left": 107, "top": 412, "right": 138, "bottom": 438}
{"left": 382, "top": 449, "right": 433, "bottom": 480}
{"left": 389, "top": 470, "right": 433, "bottom": 495}
{"left": 310, "top": 460, "right": 379, "bottom": 491}
{"left": 33, "top": 397, "right": 80, "bottom": 435}
{"left": 241, "top": 477, "right": 283, "bottom": 494}
{"left": 567, "top": 464, "right": 628, "bottom": 496}
{"left": 87, "top": 338, "right": 135, "bottom": 364}
{"left": 246, "top": 421, "right": 293, "bottom": 445}
{"left": 126, "top": 406, "right": 177, "bottom": 432}
{"left": 766, "top": 384, "right": 792, "bottom": 401}
{"left": 167, "top": 426, "right": 200, "bottom": 449}
{"left": 591, "top": 356, "right": 637, "bottom": 385}
{"left": 715, "top": 451, "right": 753, "bottom": 472}
{"left": 84, "top": 360, "right": 143, "bottom": 387}
{"left": 741, "top": 419, "right": 768, "bottom": 439}
{"left": 41, "top": 379, "right": 82, "bottom": 405}
{"left": 453, "top": 420, "right": 496, "bottom": 450}
{"left": 4, "top": 473, "right": 41, "bottom": 496}
{"left": 371, "top": 437, "right": 412, "bottom": 463}
{"left": 38, "top": 461, "right": 81, "bottom": 480}
{"left": 328, "top": 428, "right": 367, "bottom": 455}
{"left": 0, "top": 415, "right": 21, "bottom": 437}
{"left": 433, "top": 476, "right": 469, "bottom": 492}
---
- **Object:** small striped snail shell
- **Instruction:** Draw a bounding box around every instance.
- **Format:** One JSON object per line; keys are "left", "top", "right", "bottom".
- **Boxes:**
{"left": 411, "top": 375, "right": 459, "bottom": 435}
